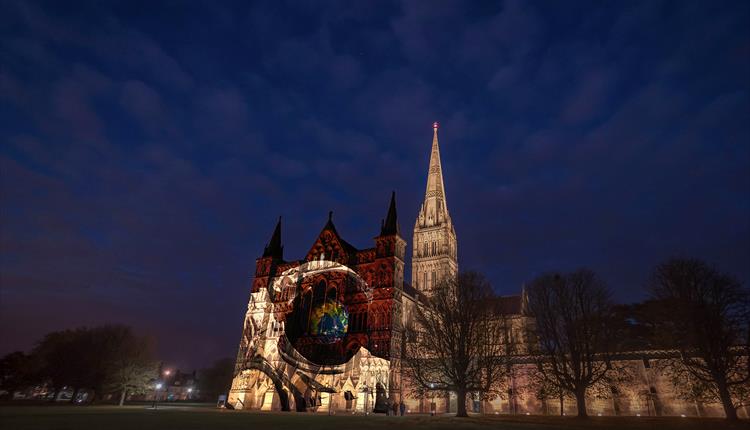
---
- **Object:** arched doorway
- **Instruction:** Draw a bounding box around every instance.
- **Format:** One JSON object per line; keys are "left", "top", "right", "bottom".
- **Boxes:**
{"left": 245, "top": 358, "right": 305, "bottom": 412}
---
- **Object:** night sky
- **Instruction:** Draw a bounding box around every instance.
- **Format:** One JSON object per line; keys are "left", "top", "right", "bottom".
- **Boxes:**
{"left": 1, "top": 1, "right": 749, "bottom": 369}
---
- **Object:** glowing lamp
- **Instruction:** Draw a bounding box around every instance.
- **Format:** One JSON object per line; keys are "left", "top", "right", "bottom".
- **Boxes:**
{"left": 432, "top": 122, "right": 439, "bottom": 129}
{"left": 156, "top": 383, "right": 163, "bottom": 389}
{"left": 164, "top": 370, "right": 171, "bottom": 376}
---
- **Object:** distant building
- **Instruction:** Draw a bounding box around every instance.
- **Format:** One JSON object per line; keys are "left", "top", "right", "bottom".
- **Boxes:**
{"left": 139, "top": 369, "right": 199, "bottom": 402}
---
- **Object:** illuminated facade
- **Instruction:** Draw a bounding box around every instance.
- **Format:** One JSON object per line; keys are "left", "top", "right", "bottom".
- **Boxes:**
{"left": 228, "top": 198, "right": 412, "bottom": 412}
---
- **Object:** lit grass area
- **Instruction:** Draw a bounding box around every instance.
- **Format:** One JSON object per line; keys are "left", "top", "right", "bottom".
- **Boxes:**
{"left": 1, "top": 405, "right": 748, "bottom": 430}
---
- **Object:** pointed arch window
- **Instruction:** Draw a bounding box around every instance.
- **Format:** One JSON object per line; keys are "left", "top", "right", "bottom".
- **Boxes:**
{"left": 313, "top": 280, "right": 326, "bottom": 306}
{"left": 326, "top": 286, "right": 337, "bottom": 303}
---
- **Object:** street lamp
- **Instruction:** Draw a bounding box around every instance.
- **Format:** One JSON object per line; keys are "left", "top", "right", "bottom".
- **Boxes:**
{"left": 153, "top": 383, "right": 163, "bottom": 410}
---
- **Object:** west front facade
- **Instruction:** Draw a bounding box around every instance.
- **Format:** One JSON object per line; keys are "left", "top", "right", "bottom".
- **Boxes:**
{"left": 228, "top": 124, "right": 748, "bottom": 418}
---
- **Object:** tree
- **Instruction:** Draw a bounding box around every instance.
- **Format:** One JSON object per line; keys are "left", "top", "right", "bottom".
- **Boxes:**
{"left": 525, "top": 269, "right": 617, "bottom": 418}
{"left": 31, "top": 325, "right": 156, "bottom": 403}
{"left": 198, "top": 358, "right": 235, "bottom": 402}
{"left": 0, "top": 351, "right": 38, "bottom": 399}
{"left": 647, "top": 258, "right": 749, "bottom": 420}
{"left": 98, "top": 327, "right": 157, "bottom": 406}
{"left": 32, "top": 328, "right": 91, "bottom": 400}
{"left": 402, "top": 271, "right": 515, "bottom": 417}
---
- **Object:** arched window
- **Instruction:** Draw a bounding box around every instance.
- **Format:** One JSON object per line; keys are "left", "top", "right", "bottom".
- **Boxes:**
{"left": 313, "top": 280, "right": 326, "bottom": 306}
{"left": 432, "top": 241, "right": 436, "bottom": 255}
{"left": 326, "top": 286, "right": 337, "bottom": 303}
{"left": 301, "top": 291, "right": 312, "bottom": 334}
{"left": 422, "top": 242, "right": 427, "bottom": 256}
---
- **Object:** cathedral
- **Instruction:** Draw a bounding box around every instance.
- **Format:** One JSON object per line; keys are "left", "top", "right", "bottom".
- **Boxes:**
{"left": 227, "top": 124, "right": 746, "bottom": 418}
{"left": 227, "top": 123, "right": 450, "bottom": 413}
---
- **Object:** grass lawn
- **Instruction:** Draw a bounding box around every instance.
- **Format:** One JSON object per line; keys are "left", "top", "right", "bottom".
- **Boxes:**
{"left": 1, "top": 405, "right": 748, "bottom": 430}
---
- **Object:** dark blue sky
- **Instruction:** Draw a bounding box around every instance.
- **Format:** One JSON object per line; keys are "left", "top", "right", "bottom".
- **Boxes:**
{"left": 1, "top": 1, "right": 749, "bottom": 368}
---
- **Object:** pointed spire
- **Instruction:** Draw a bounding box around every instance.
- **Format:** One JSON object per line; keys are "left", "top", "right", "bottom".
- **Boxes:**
{"left": 421, "top": 122, "right": 449, "bottom": 226}
{"left": 381, "top": 191, "right": 400, "bottom": 235}
{"left": 262, "top": 216, "right": 283, "bottom": 259}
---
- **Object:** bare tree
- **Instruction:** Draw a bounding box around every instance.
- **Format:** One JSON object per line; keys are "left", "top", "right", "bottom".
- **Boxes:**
{"left": 522, "top": 364, "right": 571, "bottom": 416}
{"left": 648, "top": 258, "right": 750, "bottom": 420}
{"left": 525, "top": 269, "right": 616, "bottom": 418}
{"left": 402, "top": 271, "right": 515, "bottom": 417}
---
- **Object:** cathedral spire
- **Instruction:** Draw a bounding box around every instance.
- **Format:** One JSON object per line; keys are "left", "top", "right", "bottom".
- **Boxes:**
{"left": 412, "top": 122, "right": 458, "bottom": 293}
{"left": 421, "top": 122, "right": 449, "bottom": 226}
{"left": 262, "top": 216, "right": 283, "bottom": 259}
{"left": 381, "top": 191, "right": 400, "bottom": 236}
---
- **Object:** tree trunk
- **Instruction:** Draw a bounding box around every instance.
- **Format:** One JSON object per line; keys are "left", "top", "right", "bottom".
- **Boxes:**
{"left": 456, "top": 389, "right": 468, "bottom": 417}
{"left": 717, "top": 381, "right": 737, "bottom": 420}
{"left": 574, "top": 387, "right": 588, "bottom": 418}
{"left": 119, "top": 388, "right": 127, "bottom": 406}
{"left": 559, "top": 394, "right": 564, "bottom": 416}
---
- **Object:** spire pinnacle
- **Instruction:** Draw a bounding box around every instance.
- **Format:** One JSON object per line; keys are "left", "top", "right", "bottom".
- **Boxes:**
{"left": 420, "top": 122, "right": 449, "bottom": 227}
{"left": 381, "top": 190, "right": 400, "bottom": 235}
{"left": 263, "top": 216, "right": 283, "bottom": 259}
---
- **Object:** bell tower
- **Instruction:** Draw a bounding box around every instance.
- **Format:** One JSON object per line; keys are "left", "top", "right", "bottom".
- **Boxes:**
{"left": 411, "top": 122, "right": 458, "bottom": 293}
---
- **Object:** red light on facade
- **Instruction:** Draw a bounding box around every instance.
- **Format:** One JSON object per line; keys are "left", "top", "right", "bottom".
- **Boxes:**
{"left": 432, "top": 121, "right": 439, "bottom": 129}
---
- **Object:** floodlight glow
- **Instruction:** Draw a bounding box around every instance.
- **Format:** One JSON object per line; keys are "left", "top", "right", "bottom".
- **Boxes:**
{"left": 156, "top": 383, "right": 163, "bottom": 389}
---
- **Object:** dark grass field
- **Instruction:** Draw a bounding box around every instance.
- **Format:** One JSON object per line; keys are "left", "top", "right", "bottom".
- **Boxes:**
{"left": 1, "top": 405, "right": 749, "bottom": 430}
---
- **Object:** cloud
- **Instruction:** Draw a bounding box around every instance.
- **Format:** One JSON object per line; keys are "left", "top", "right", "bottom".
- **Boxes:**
{"left": 0, "top": 0, "right": 748, "bottom": 366}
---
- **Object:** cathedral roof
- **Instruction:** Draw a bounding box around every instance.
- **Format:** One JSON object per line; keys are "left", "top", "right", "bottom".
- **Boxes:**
{"left": 315, "top": 211, "right": 358, "bottom": 256}
{"left": 487, "top": 295, "right": 523, "bottom": 315}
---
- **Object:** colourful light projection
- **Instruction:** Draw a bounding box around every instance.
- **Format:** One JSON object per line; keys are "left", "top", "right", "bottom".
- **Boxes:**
{"left": 309, "top": 301, "right": 349, "bottom": 343}
{"left": 263, "top": 260, "right": 373, "bottom": 367}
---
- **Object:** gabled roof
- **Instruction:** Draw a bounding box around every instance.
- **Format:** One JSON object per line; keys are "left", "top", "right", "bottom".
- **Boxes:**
{"left": 305, "top": 211, "right": 359, "bottom": 260}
